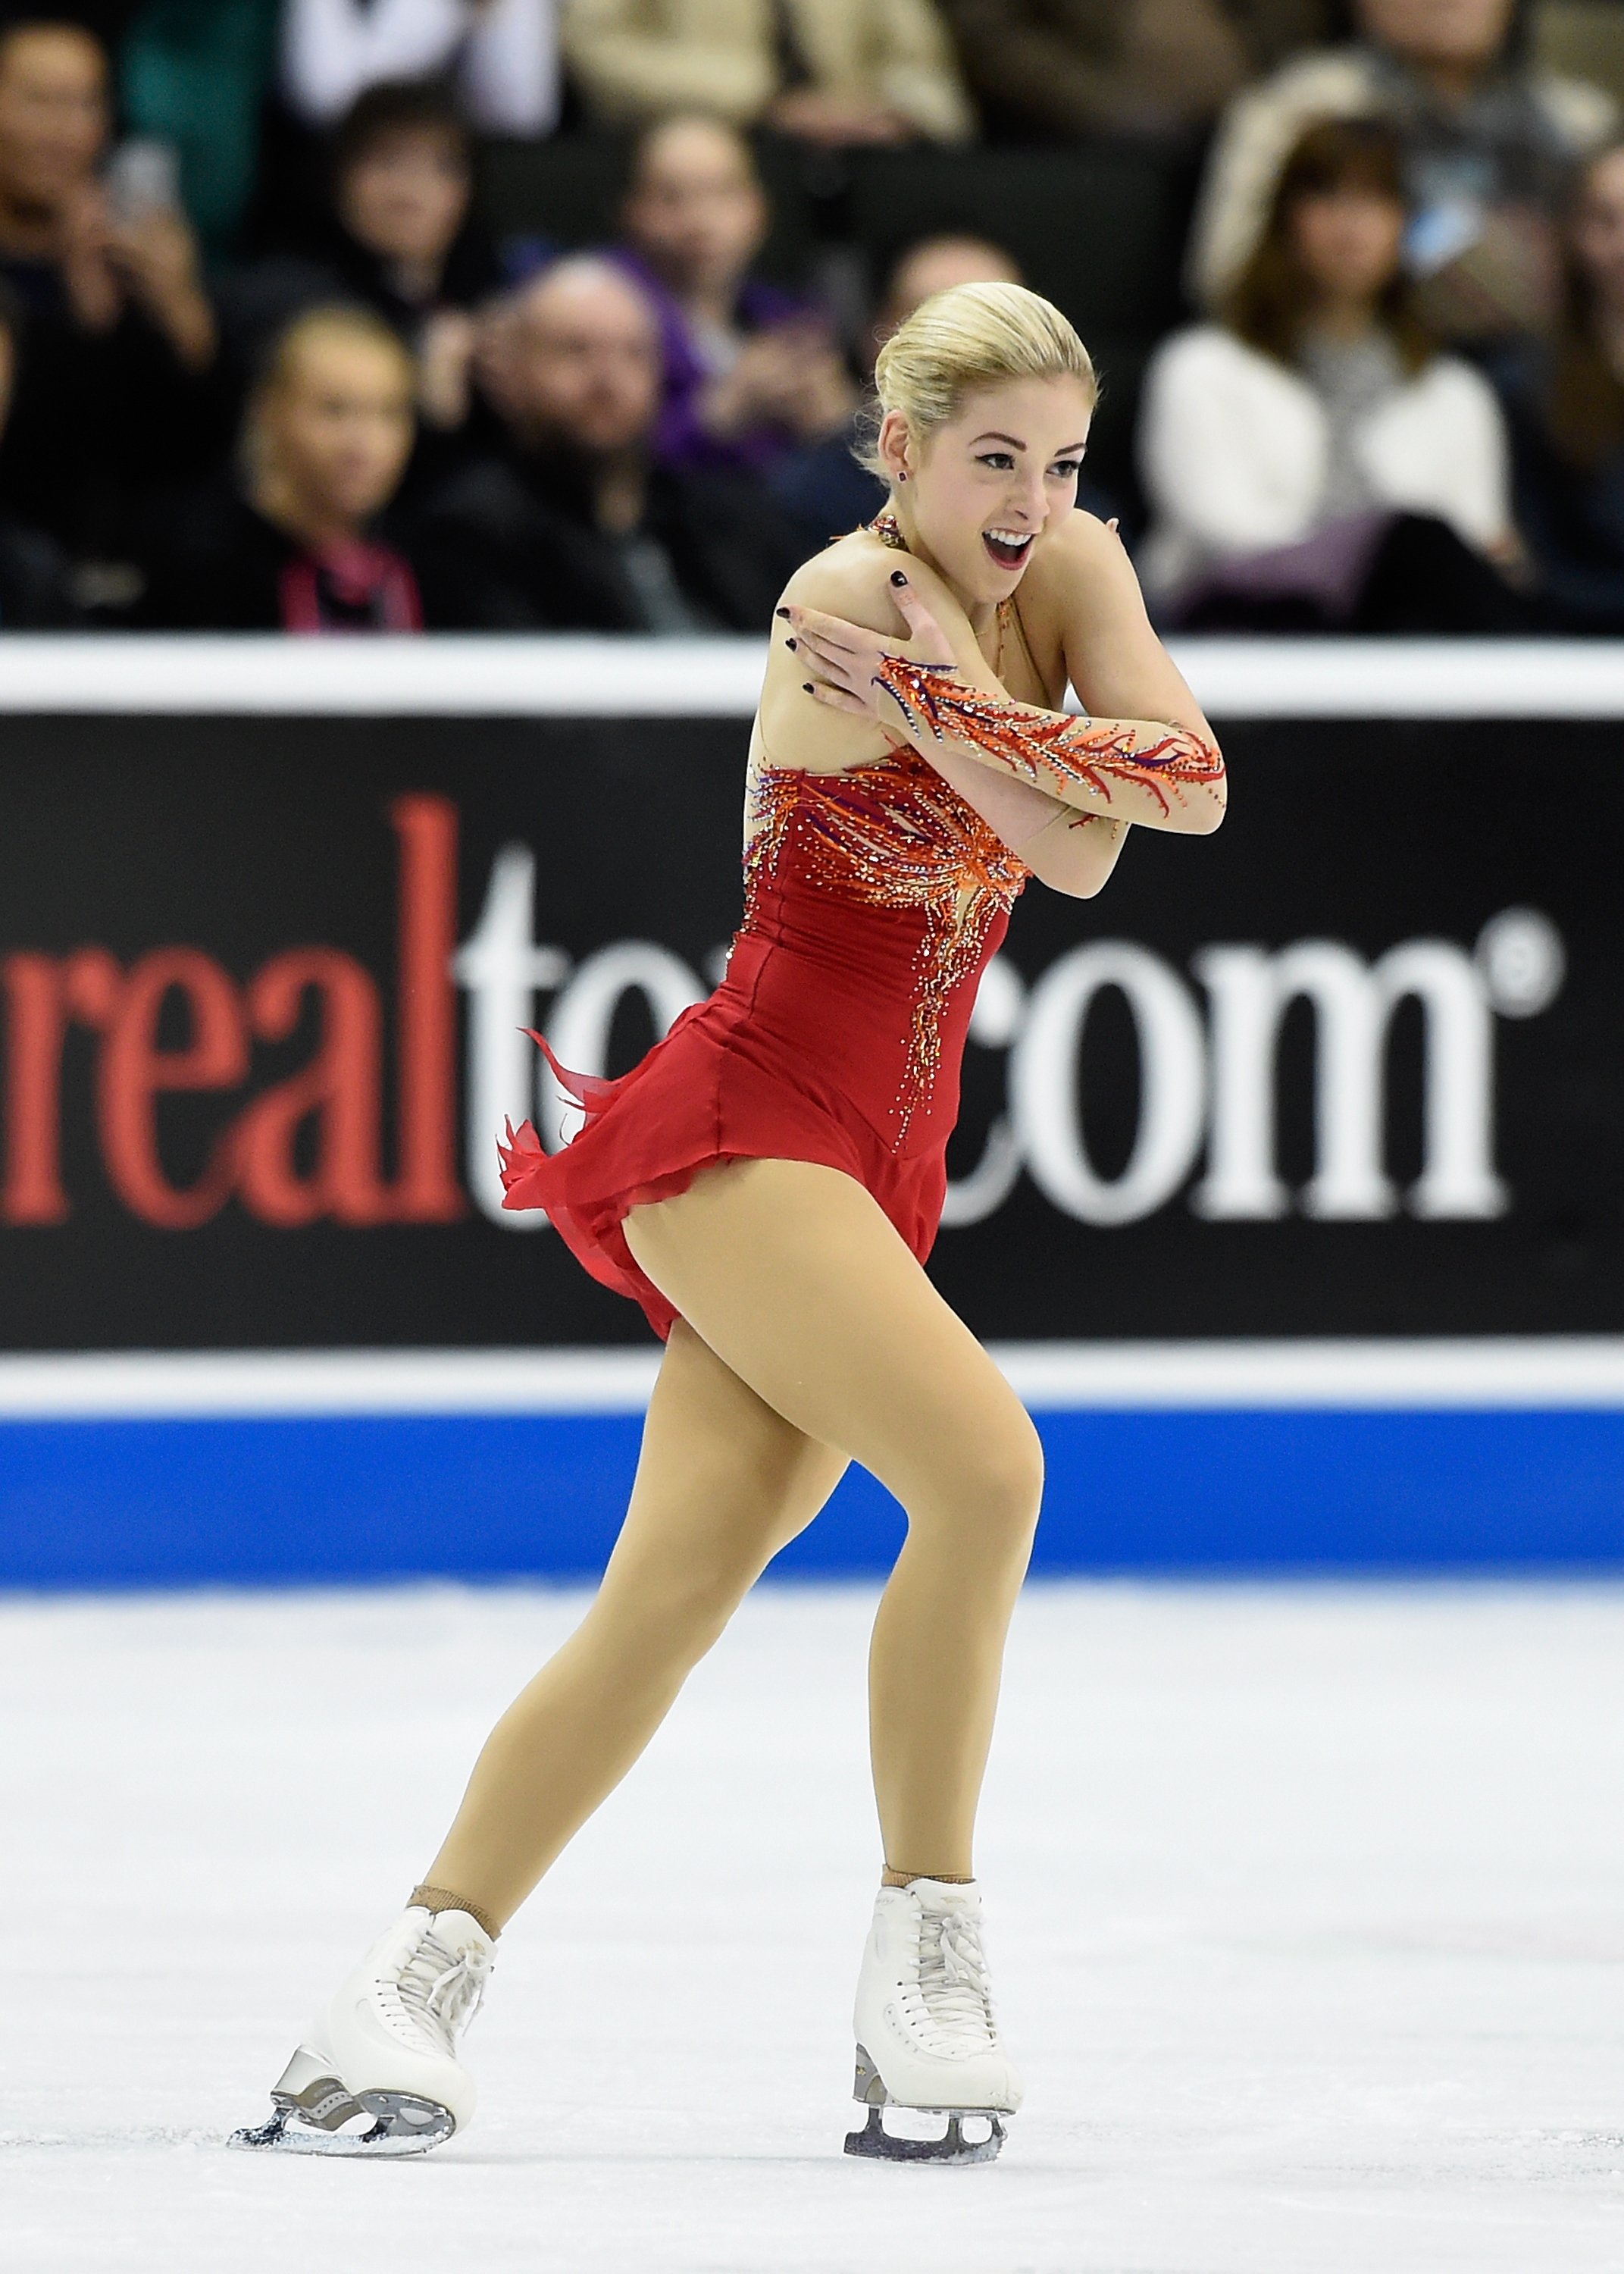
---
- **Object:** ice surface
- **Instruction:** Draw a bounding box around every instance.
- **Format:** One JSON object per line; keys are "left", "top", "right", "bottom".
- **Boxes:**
{"left": 2, "top": 1579, "right": 1622, "bottom": 2273}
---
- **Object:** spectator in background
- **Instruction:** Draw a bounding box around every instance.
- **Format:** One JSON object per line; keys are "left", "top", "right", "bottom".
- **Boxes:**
{"left": 563, "top": 0, "right": 974, "bottom": 146}
{"left": 616, "top": 116, "right": 855, "bottom": 476}
{"left": 1489, "top": 138, "right": 1624, "bottom": 626}
{"left": 282, "top": 0, "right": 560, "bottom": 136}
{"left": 940, "top": 0, "right": 1253, "bottom": 143}
{"left": 220, "top": 80, "right": 502, "bottom": 435}
{"left": 0, "top": 17, "right": 231, "bottom": 601}
{"left": 1189, "top": 0, "right": 1618, "bottom": 343}
{"left": 409, "top": 253, "right": 807, "bottom": 628}
{"left": 1140, "top": 116, "right": 1525, "bottom": 628}
{"left": 769, "top": 230, "right": 1022, "bottom": 545}
{"left": 142, "top": 304, "right": 422, "bottom": 628}
{"left": 0, "top": 279, "right": 77, "bottom": 622}
{"left": 331, "top": 80, "right": 499, "bottom": 421}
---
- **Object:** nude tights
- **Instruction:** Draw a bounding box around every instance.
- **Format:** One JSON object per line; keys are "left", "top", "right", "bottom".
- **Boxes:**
{"left": 422, "top": 1159, "right": 1043, "bottom": 1931}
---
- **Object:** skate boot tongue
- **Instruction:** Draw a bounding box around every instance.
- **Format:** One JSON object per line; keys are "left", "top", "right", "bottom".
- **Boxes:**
{"left": 909, "top": 1888, "right": 993, "bottom": 2050}
{"left": 397, "top": 1912, "right": 494, "bottom": 2047}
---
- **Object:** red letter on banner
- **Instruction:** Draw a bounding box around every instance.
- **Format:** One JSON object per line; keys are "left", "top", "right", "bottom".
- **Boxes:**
{"left": 235, "top": 949, "right": 392, "bottom": 1226}
{"left": 4, "top": 948, "right": 130, "bottom": 1223}
{"left": 98, "top": 949, "right": 248, "bottom": 1228}
{"left": 389, "top": 794, "right": 464, "bottom": 1221}
{"left": 2, "top": 954, "right": 71, "bottom": 1224}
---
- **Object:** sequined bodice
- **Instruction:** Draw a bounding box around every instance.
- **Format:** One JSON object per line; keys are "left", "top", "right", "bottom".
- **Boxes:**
{"left": 741, "top": 749, "right": 1028, "bottom": 1141}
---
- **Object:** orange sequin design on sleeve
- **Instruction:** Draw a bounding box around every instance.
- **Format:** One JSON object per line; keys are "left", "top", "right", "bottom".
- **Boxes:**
{"left": 873, "top": 654, "right": 1225, "bottom": 819}
{"left": 743, "top": 751, "right": 1028, "bottom": 1142}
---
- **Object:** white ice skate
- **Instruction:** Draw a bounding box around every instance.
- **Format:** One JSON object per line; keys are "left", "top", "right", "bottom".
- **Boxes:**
{"left": 845, "top": 1878, "right": 1022, "bottom": 2165}
{"left": 230, "top": 1906, "right": 493, "bottom": 2157}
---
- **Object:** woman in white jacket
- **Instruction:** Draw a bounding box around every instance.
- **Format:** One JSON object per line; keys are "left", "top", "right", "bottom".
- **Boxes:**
{"left": 1138, "top": 114, "right": 1525, "bottom": 629}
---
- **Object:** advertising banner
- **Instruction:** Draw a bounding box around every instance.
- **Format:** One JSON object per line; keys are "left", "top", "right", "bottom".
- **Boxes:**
{"left": 0, "top": 703, "right": 1612, "bottom": 1354}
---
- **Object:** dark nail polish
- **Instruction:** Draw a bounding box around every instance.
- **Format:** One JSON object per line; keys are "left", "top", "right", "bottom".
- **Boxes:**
{"left": 774, "top": 606, "right": 791, "bottom": 619}
{"left": 890, "top": 570, "right": 907, "bottom": 586}
{"left": 784, "top": 637, "right": 796, "bottom": 650}
{"left": 802, "top": 682, "right": 814, "bottom": 693}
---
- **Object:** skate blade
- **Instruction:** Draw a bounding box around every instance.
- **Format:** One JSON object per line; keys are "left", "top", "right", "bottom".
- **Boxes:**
{"left": 843, "top": 2103, "right": 1006, "bottom": 2166}
{"left": 229, "top": 2091, "right": 455, "bottom": 2158}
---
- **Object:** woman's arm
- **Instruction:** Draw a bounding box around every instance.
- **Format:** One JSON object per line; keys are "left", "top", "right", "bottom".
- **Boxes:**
{"left": 917, "top": 730, "right": 1131, "bottom": 897}
{"left": 786, "top": 526, "right": 1225, "bottom": 837}
{"left": 759, "top": 537, "right": 1116, "bottom": 893}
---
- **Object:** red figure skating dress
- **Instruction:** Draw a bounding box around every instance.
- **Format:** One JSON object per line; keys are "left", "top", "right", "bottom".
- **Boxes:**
{"left": 499, "top": 738, "right": 1031, "bottom": 1339}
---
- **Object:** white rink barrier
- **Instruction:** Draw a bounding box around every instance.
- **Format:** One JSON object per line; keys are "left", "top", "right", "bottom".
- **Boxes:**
{"left": 1, "top": 634, "right": 1623, "bottom": 719}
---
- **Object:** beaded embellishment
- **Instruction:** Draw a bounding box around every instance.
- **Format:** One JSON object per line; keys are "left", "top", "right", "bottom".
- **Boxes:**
{"left": 874, "top": 653, "right": 1225, "bottom": 819}
{"left": 743, "top": 751, "right": 1028, "bottom": 1143}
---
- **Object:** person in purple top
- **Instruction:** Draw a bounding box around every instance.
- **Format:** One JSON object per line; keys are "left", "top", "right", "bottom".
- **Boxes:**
{"left": 615, "top": 114, "right": 856, "bottom": 478}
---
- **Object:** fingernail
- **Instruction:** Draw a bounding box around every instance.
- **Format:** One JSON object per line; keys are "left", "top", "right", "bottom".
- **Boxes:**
{"left": 784, "top": 637, "right": 796, "bottom": 650}
{"left": 775, "top": 606, "right": 791, "bottom": 619}
{"left": 890, "top": 570, "right": 908, "bottom": 586}
{"left": 802, "top": 682, "right": 814, "bottom": 693}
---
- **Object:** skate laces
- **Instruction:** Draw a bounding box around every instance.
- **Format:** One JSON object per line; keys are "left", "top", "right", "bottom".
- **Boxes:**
{"left": 393, "top": 1926, "right": 492, "bottom": 2050}
{"left": 909, "top": 1905, "right": 996, "bottom": 2050}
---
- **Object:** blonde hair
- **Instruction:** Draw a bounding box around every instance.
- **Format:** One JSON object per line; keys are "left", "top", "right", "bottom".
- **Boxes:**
{"left": 856, "top": 281, "right": 1096, "bottom": 478}
{"left": 243, "top": 304, "right": 415, "bottom": 481}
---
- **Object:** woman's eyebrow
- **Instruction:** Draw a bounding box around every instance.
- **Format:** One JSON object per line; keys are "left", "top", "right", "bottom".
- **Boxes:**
{"left": 970, "top": 431, "right": 1090, "bottom": 455}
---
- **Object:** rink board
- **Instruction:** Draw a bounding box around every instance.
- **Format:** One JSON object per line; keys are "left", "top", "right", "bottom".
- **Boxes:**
{"left": 2, "top": 1392, "right": 1622, "bottom": 1586}
{"left": 5, "top": 637, "right": 1624, "bottom": 1583}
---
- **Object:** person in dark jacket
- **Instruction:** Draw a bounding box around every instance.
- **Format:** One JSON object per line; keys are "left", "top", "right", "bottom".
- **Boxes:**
{"left": 143, "top": 303, "right": 422, "bottom": 631}
{"left": 220, "top": 78, "right": 502, "bottom": 436}
{"left": 0, "top": 17, "right": 233, "bottom": 606}
{"left": 411, "top": 255, "right": 809, "bottom": 631}
{"left": 1488, "top": 137, "right": 1624, "bottom": 629}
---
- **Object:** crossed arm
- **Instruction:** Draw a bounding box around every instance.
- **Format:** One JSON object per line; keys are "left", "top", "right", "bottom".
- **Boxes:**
{"left": 778, "top": 543, "right": 1225, "bottom": 896}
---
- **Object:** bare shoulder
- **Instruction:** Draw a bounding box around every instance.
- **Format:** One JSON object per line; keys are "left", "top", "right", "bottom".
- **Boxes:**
{"left": 780, "top": 528, "right": 968, "bottom": 639}
{"left": 1022, "top": 510, "right": 1212, "bottom": 735}
{"left": 1020, "top": 509, "right": 1143, "bottom": 628}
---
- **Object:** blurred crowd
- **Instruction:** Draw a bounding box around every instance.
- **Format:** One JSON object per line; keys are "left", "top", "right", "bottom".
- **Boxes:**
{"left": 5, "top": 0, "right": 1624, "bottom": 634}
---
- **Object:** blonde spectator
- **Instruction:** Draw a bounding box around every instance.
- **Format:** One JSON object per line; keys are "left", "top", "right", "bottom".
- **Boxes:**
{"left": 1188, "top": 0, "right": 1617, "bottom": 342}
{"left": 1141, "top": 116, "right": 1525, "bottom": 628}
{"left": 144, "top": 305, "right": 424, "bottom": 630}
{"left": 562, "top": 0, "right": 974, "bottom": 146}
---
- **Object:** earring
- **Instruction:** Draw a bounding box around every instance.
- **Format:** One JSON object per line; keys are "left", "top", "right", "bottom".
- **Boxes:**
{"left": 896, "top": 470, "right": 907, "bottom": 482}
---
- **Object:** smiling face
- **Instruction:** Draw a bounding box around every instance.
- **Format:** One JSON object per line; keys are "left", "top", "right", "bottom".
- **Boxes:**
{"left": 880, "top": 374, "right": 1094, "bottom": 605}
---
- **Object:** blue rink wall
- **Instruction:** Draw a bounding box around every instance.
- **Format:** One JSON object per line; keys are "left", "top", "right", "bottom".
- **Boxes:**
{"left": 2, "top": 1343, "right": 1622, "bottom": 1586}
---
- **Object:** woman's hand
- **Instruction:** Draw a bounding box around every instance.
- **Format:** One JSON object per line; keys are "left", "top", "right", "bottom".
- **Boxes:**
{"left": 778, "top": 570, "right": 956, "bottom": 722}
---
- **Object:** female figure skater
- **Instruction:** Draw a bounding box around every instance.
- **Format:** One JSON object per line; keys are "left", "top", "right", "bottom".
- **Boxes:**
{"left": 234, "top": 282, "right": 1225, "bottom": 2166}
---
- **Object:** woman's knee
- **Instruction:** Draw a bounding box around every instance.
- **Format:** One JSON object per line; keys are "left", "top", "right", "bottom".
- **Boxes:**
{"left": 919, "top": 1403, "right": 1044, "bottom": 1558}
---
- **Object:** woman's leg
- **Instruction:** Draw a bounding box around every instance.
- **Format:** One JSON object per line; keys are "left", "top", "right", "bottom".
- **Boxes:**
{"left": 623, "top": 1158, "right": 1043, "bottom": 1883}
{"left": 422, "top": 1318, "right": 849, "bottom": 1929}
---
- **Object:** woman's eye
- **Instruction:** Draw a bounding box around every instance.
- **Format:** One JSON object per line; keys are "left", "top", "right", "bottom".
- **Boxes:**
{"left": 976, "top": 453, "right": 1015, "bottom": 471}
{"left": 1049, "top": 459, "right": 1083, "bottom": 480}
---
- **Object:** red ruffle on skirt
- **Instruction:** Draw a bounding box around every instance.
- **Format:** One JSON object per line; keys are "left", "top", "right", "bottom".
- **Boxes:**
{"left": 497, "top": 948, "right": 948, "bottom": 1341}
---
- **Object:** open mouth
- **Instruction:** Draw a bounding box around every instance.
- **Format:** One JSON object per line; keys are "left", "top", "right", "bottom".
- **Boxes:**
{"left": 981, "top": 528, "right": 1034, "bottom": 571}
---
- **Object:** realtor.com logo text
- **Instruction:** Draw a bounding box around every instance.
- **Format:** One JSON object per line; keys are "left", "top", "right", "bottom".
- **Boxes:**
{"left": 463, "top": 841, "right": 1564, "bottom": 1235}
{"left": 0, "top": 803, "right": 1565, "bottom": 1236}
